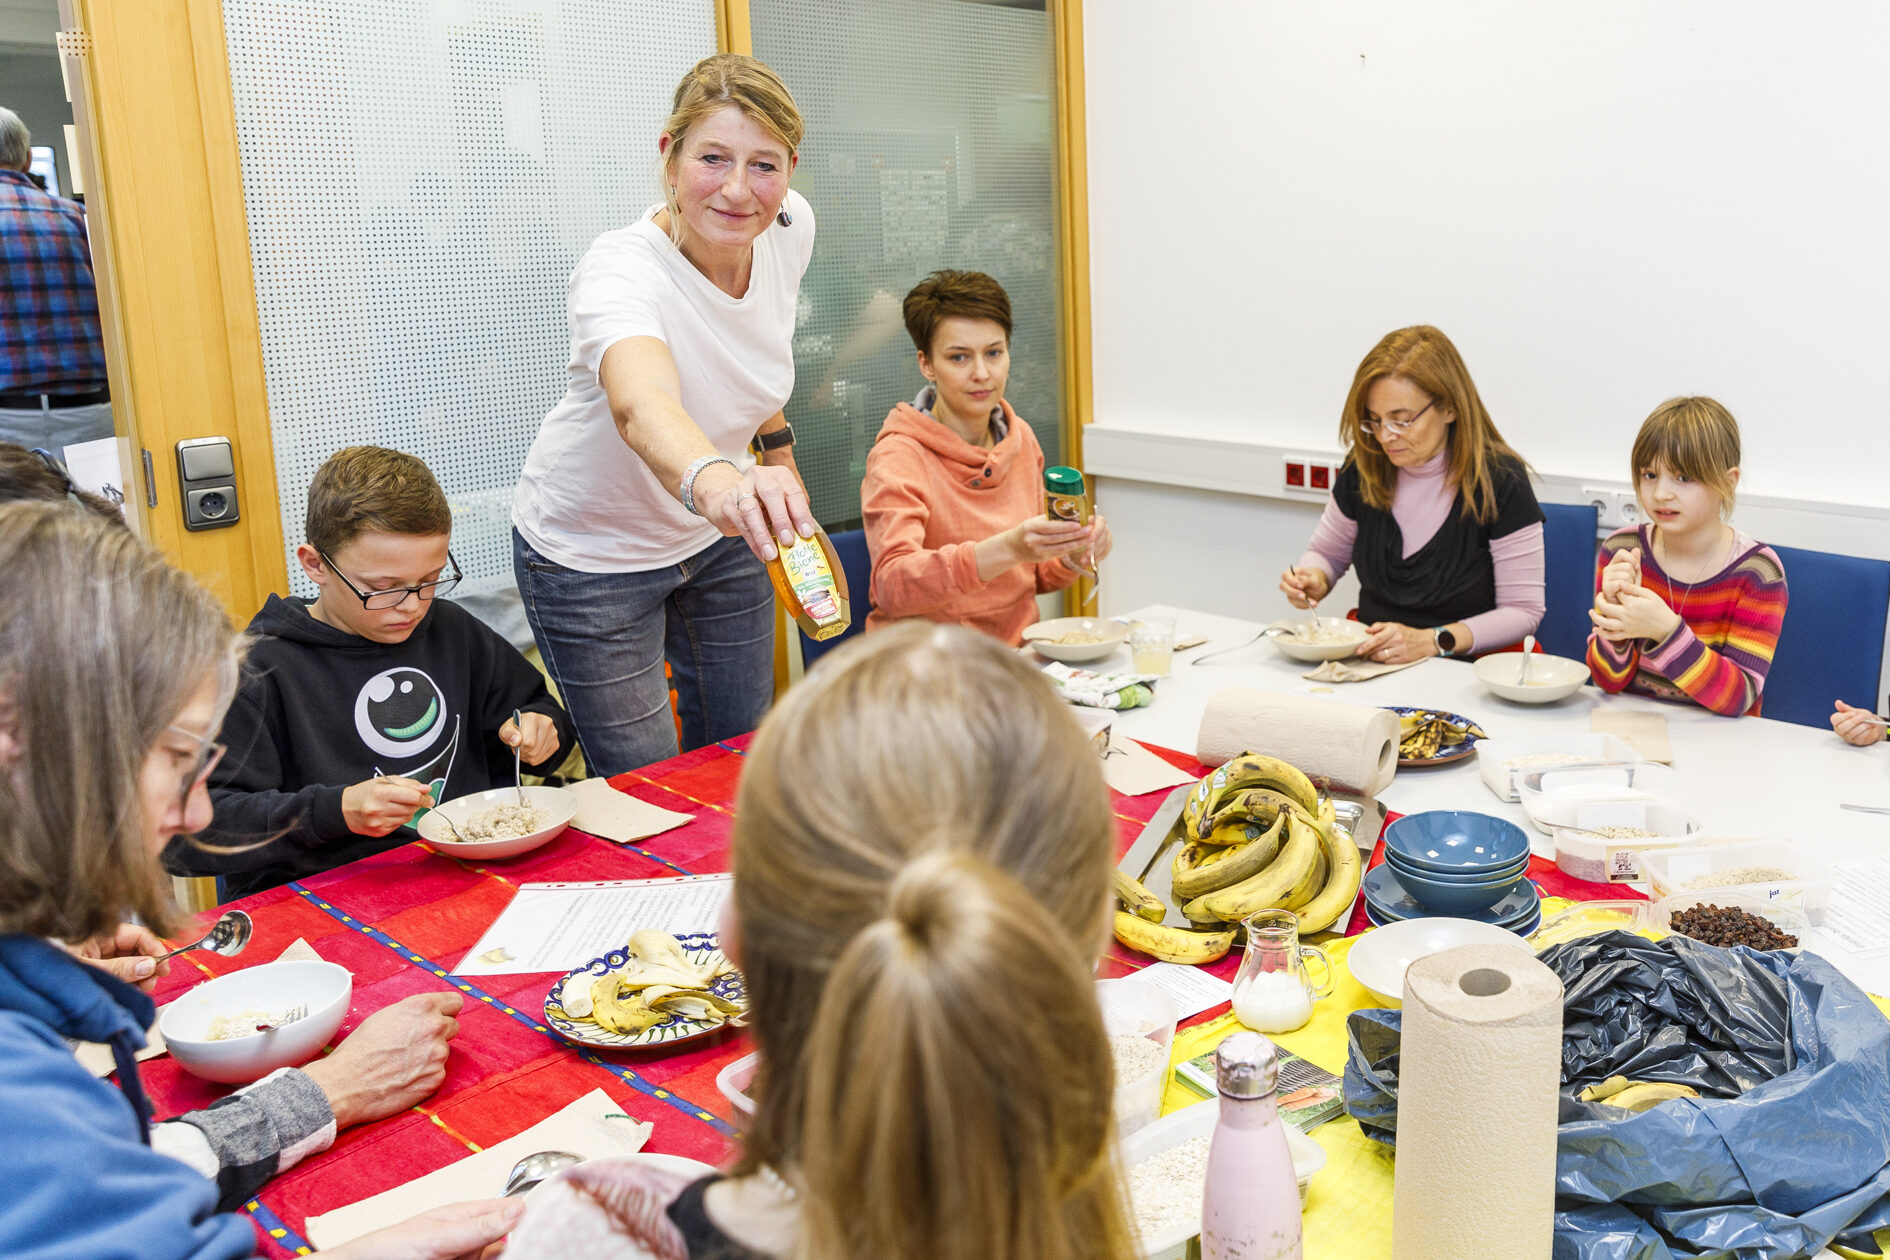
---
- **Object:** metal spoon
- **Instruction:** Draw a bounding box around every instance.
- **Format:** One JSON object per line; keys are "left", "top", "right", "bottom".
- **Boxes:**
{"left": 503, "top": 1150, "right": 582, "bottom": 1198}
{"left": 512, "top": 708, "right": 526, "bottom": 807}
{"left": 374, "top": 766, "right": 470, "bottom": 842}
{"left": 157, "top": 909, "right": 253, "bottom": 961}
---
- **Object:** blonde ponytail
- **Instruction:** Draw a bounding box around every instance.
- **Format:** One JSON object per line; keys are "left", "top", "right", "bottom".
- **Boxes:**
{"left": 797, "top": 851, "right": 1128, "bottom": 1260}
{"left": 730, "top": 623, "right": 1134, "bottom": 1260}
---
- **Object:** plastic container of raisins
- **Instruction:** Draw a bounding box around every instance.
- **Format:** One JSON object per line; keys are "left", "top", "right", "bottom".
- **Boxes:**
{"left": 1654, "top": 890, "right": 1807, "bottom": 952}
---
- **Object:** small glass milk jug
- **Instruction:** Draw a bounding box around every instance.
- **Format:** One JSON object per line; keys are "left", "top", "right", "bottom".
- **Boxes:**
{"left": 1230, "top": 910, "right": 1332, "bottom": 1034}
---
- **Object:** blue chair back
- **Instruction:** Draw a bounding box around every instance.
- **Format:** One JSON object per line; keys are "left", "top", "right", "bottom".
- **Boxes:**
{"left": 1538, "top": 502, "right": 1599, "bottom": 662}
{"left": 1760, "top": 545, "right": 1890, "bottom": 729}
{"left": 799, "top": 528, "right": 872, "bottom": 669}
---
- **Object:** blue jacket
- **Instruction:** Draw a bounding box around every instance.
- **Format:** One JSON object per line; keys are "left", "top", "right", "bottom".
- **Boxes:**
{"left": 0, "top": 934, "right": 257, "bottom": 1259}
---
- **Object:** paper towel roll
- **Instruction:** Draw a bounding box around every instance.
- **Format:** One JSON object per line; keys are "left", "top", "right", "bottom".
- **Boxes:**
{"left": 1391, "top": 944, "right": 1565, "bottom": 1260}
{"left": 1195, "top": 687, "right": 1400, "bottom": 795}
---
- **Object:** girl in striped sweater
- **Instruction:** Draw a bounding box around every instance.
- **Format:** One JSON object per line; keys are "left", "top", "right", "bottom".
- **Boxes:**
{"left": 1587, "top": 397, "right": 1788, "bottom": 716}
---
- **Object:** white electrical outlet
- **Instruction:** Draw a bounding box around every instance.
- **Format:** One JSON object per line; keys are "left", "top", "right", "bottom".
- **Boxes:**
{"left": 1583, "top": 487, "right": 1641, "bottom": 532}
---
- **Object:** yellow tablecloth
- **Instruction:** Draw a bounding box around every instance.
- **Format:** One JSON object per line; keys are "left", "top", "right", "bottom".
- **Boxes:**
{"left": 1153, "top": 922, "right": 1890, "bottom": 1260}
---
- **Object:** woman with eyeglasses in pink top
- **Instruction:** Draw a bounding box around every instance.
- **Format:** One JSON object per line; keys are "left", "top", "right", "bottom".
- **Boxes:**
{"left": 1279, "top": 325, "right": 1546, "bottom": 664}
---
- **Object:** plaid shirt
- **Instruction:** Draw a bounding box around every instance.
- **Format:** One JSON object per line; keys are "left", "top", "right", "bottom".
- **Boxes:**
{"left": 0, "top": 168, "right": 108, "bottom": 394}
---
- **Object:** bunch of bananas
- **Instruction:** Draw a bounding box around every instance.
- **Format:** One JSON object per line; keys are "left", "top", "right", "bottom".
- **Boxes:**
{"left": 1111, "top": 753, "right": 1364, "bottom": 965}
{"left": 1397, "top": 709, "right": 1485, "bottom": 760}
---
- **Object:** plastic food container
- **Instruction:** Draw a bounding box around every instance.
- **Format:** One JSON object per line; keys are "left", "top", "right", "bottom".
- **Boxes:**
{"left": 1120, "top": 1097, "right": 1326, "bottom": 1260}
{"left": 1654, "top": 889, "right": 1809, "bottom": 949}
{"left": 1097, "top": 977, "right": 1178, "bottom": 1137}
{"left": 1527, "top": 899, "right": 1657, "bottom": 949}
{"left": 1644, "top": 839, "right": 1834, "bottom": 926}
{"left": 1476, "top": 735, "right": 1643, "bottom": 801}
{"left": 1548, "top": 801, "right": 1705, "bottom": 883}
{"left": 1517, "top": 762, "right": 1682, "bottom": 835}
{"left": 716, "top": 1051, "right": 758, "bottom": 1117}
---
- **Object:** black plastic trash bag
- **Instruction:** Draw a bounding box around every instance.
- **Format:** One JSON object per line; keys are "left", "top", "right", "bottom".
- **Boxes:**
{"left": 1342, "top": 931, "right": 1890, "bottom": 1259}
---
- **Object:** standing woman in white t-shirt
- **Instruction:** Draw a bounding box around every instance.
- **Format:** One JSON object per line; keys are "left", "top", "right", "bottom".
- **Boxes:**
{"left": 512, "top": 55, "right": 818, "bottom": 776}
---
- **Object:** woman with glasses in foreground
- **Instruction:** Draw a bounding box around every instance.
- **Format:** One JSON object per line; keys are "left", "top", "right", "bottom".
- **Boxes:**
{"left": 1280, "top": 325, "right": 1545, "bottom": 663}
{"left": 0, "top": 502, "right": 521, "bottom": 1260}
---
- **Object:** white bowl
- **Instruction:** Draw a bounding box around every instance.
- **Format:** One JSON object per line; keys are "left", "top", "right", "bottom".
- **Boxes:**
{"left": 417, "top": 784, "right": 579, "bottom": 858}
{"left": 1346, "top": 917, "right": 1536, "bottom": 1005}
{"left": 160, "top": 960, "right": 352, "bottom": 1084}
{"left": 1023, "top": 616, "right": 1130, "bottom": 663}
{"left": 1266, "top": 618, "right": 1370, "bottom": 662}
{"left": 1473, "top": 652, "right": 1591, "bottom": 703}
{"left": 1120, "top": 1096, "right": 1326, "bottom": 1258}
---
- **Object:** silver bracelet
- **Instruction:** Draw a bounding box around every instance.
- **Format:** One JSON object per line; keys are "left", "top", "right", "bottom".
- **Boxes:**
{"left": 680, "top": 455, "right": 737, "bottom": 516}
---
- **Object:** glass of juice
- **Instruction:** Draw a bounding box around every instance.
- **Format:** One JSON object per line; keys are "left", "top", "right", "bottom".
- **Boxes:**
{"left": 1129, "top": 617, "right": 1175, "bottom": 675}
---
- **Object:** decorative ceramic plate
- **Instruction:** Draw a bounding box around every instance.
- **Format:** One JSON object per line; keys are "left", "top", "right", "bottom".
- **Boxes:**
{"left": 1384, "top": 705, "right": 1486, "bottom": 767}
{"left": 544, "top": 931, "right": 747, "bottom": 1051}
{"left": 1366, "top": 900, "right": 1542, "bottom": 938}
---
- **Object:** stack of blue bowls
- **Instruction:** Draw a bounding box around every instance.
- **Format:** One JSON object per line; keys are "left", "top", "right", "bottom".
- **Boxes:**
{"left": 1366, "top": 810, "right": 1542, "bottom": 935}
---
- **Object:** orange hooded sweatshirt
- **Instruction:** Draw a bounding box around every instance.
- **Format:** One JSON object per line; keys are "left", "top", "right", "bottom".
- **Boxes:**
{"left": 861, "top": 398, "right": 1079, "bottom": 646}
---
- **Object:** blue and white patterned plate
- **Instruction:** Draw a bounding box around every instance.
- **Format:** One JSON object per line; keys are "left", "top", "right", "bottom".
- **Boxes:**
{"left": 1384, "top": 706, "right": 1486, "bottom": 767}
{"left": 544, "top": 931, "right": 747, "bottom": 1051}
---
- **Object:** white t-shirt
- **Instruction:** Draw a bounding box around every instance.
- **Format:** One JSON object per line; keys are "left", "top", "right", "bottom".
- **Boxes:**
{"left": 512, "top": 189, "right": 815, "bottom": 572}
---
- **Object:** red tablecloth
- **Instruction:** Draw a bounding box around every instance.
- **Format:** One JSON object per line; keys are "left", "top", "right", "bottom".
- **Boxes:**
{"left": 140, "top": 739, "right": 1632, "bottom": 1255}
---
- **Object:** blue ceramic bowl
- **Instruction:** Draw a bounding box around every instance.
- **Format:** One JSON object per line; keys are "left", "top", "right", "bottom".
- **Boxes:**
{"left": 1392, "top": 863, "right": 1523, "bottom": 914}
{"left": 1384, "top": 810, "right": 1531, "bottom": 875}
{"left": 1385, "top": 848, "right": 1530, "bottom": 884}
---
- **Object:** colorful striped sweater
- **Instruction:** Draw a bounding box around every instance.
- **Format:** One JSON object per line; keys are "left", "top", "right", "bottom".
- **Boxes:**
{"left": 1586, "top": 526, "right": 1788, "bottom": 717}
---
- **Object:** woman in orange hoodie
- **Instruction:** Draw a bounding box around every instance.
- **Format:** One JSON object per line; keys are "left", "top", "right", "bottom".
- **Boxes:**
{"left": 861, "top": 270, "right": 1111, "bottom": 645}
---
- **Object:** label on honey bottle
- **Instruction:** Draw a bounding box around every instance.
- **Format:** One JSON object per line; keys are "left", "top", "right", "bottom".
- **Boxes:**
{"left": 780, "top": 537, "right": 842, "bottom": 628}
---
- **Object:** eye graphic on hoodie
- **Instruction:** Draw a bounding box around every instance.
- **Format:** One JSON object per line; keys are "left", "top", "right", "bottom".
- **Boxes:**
{"left": 354, "top": 667, "right": 449, "bottom": 760}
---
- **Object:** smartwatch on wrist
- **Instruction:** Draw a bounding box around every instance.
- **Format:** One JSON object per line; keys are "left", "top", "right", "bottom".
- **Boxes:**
{"left": 754, "top": 423, "right": 795, "bottom": 452}
{"left": 1432, "top": 626, "right": 1458, "bottom": 657}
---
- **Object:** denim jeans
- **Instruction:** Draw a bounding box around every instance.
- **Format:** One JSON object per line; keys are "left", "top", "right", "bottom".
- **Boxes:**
{"left": 514, "top": 529, "right": 775, "bottom": 776}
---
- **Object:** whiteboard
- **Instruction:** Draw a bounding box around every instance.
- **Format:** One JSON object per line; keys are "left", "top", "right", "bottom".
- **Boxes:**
{"left": 1084, "top": 1, "right": 1890, "bottom": 505}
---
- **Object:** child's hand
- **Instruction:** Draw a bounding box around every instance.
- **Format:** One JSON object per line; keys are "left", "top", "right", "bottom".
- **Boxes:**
{"left": 1601, "top": 547, "right": 1643, "bottom": 600}
{"left": 1832, "top": 700, "right": 1887, "bottom": 747}
{"left": 343, "top": 775, "right": 434, "bottom": 836}
{"left": 1590, "top": 585, "right": 1681, "bottom": 644}
{"left": 500, "top": 711, "right": 561, "bottom": 765}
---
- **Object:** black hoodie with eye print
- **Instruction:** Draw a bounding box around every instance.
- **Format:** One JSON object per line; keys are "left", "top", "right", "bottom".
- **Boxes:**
{"left": 164, "top": 594, "right": 574, "bottom": 898}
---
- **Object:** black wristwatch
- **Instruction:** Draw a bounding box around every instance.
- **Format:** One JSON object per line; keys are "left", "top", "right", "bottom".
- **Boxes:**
{"left": 1432, "top": 626, "right": 1459, "bottom": 657}
{"left": 754, "top": 423, "right": 795, "bottom": 452}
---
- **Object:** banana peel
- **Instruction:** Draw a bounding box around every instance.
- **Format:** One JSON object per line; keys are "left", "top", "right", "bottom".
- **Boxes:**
{"left": 1578, "top": 1077, "right": 1701, "bottom": 1112}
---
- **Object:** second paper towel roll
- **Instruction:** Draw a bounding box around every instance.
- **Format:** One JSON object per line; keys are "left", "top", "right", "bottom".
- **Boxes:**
{"left": 1196, "top": 687, "right": 1400, "bottom": 795}
{"left": 1391, "top": 944, "right": 1565, "bottom": 1260}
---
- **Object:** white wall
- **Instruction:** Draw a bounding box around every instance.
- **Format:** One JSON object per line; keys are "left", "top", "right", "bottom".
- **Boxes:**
{"left": 1083, "top": 0, "right": 1890, "bottom": 679}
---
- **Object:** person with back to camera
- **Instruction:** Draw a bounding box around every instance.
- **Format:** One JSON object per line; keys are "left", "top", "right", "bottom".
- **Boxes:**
{"left": 860, "top": 269, "right": 1111, "bottom": 645}
{"left": 1280, "top": 325, "right": 1546, "bottom": 663}
{"left": 512, "top": 54, "right": 820, "bottom": 776}
{"left": 499, "top": 623, "right": 1137, "bottom": 1260}
{"left": 1588, "top": 396, "right": 1787, "bottom": 716}
{"left": 0, "top": 503, "right": 524, "bottom": 1259}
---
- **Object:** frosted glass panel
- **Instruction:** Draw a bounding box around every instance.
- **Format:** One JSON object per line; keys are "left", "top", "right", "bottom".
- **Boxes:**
{"left": 221, "top": 0, "right": 715, "bottom": 596}
{"left": 750, "top": 0, "right": 1065, "bottom": 530}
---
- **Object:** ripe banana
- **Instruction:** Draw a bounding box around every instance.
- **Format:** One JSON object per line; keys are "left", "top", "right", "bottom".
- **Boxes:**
{"left": 1292, "top": 809, "right": 1363, "bottom": 933}
{"left": 1280, "top": 842, "right": 1329, "bottom": 913}
{"left": 1112, "top": 869, "right": 1168, "bottom": 923}
{"left": 1196, "top": 788, "right": 1301, "bottom": 841}
{"left": 1187, "top": 813, "right": 1320, "bottom": 922}
{"left": 1112, "top": 911, "right": 1236, "bottom": 965}
{"left": 1172, "top": 815, "right": 1285, "bottom": 901}
{"left": 1183, "top": 754, "right": 1320, "bottom": 838}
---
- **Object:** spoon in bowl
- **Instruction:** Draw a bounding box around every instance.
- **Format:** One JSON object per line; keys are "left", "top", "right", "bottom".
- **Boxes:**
{"left": 1518, "top": 635, "right": 1537, "bottom": 685}
{"left": 157, "top": 909, "right": 253, "bottom": 961}
{"left": 513, "top": 708, "right": 527, "bottom": 807}
{"left": 503, "top": 1150, "right": 582, "bottom": 1198}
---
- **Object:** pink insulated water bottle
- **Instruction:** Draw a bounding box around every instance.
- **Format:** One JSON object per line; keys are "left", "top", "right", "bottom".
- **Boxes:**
{"left": 1200, "top": 1031, "right": 1303, "bottom": 1260}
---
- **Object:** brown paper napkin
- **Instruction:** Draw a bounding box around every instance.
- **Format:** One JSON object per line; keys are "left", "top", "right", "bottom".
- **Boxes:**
{"left": 1101, "top": 734, "right": 1196, "bottom": 796}
{"left": 1302, "top": 657, "right": 1420, "bottom": 684}
{"left": 1591, "top": 710, "right": 1672, "bottom": 763}
{"left": 303, "top": 1089, "right": 653, "bottom": 1249}
{"left": 570, "top": 777, "right": 694, "bottom": 844}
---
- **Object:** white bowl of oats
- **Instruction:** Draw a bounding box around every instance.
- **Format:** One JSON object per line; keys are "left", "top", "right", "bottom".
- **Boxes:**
{"left": 418, "top": 784, "right": 580, "bottom": 859}
{"left": 1265, "top": 617, "right": 1370, "bottom": 662}
{"left": 161, "top": 960, "right": 352, "bottom": 1084}
{"left": 1022, "top": 616, "right": 1130, "bottom": 664}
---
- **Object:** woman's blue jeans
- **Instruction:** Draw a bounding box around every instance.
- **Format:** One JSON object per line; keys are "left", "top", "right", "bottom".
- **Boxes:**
{"left": 513, "top": 529, "right": 774, "bottom": 775}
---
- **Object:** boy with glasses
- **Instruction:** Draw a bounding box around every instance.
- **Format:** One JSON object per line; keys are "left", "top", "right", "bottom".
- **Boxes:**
{"left": 168, "top": 446, "right": 573, "bottom": 896}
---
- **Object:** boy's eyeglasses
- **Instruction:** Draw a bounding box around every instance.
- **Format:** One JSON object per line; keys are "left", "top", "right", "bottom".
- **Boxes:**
{"left": 319, "top": 550, "right": 462, "bottom": 610}
{"left": 165, "top": 724, "right": 226, "bottom": 809}
{"left": 1359, "top": 399, "right": 1435, "bottom": 439}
